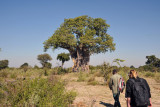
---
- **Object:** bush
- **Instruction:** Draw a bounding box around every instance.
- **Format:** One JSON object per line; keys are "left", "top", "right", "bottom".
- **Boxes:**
{"left": 155, "top": 73, "right": 160, "bottom": 83}
{"left": 0, "top": 89, "right": 5, "bottom": 104}
{"left": 0, "top": 70, "right": 8, "bottom": 78}
{"left": 89, "top": 65, "right": 97, "bottom": 71}
{"left": 77, "top": 72, "right": 88, "bottom": 82}
{"left": 93, "top": 71, "right": 103, "bottom": 77}
{"left": 34, "top": 65, "right": 39, "bottom": 69}
{"left": 118, "top": 70, "right": 128, "bottom": 83}
{"left": 0, "top": 60, "right": 9, "bottom": 70}
{"left": 10, "top": 73, "right": 17, "bottom": 79}
{"left": 57, "top": 67, "right": 70, "bottom": 74}
{"left": 87, "top": 76, "right": 99, "bottom": 85}
{"left": 145, "top": 72, "right": 155, "bottom": 77}
{"left": 2, "top": 77, "right": 76, "bottom": 106}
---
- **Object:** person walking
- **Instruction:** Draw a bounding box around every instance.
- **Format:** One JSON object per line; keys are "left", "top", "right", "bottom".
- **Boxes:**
{"left": 125, "top": 70, "right": 152, "bottom": 107}
{"left": 109, "top": 69, "right": 122, "bottom": 107}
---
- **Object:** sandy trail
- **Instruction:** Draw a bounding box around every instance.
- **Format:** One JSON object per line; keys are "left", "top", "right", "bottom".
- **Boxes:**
{"left": 62, "top": 73, "right": 160, "bottom": 107}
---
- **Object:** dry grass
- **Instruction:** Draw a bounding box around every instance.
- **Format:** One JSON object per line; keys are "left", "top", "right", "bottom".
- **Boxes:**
{"left": 63, "top": 72, "right": 160, "bottom": 107}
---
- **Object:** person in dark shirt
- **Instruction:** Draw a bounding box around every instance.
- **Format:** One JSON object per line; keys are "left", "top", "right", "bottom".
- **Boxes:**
{"left": 125, "top": 70, "right": 152, "bottom": 107}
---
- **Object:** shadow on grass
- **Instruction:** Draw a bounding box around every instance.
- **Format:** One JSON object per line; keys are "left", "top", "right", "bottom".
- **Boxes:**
{"left": 99, "top": 101, "right": 114, "bottom": 107}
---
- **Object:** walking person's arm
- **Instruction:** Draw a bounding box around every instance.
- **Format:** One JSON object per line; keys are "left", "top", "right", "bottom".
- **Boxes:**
{"left": 148, "top": 98, "right": 152, "bottom": 107}
{"left": 109, "top": 78, "right": 112, "bottom": 90}
{"left": 144, "top": 79, "right": 152, "bottom": 107}
{"left": 125, "top": 80, "right": 132, "bottom": 107}
{"left": 127, "top": 98, "right": 131, "bottom": 107}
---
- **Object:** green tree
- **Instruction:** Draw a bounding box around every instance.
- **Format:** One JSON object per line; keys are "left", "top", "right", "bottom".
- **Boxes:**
{"left": 20, "top": 63, "right": 29, "bottom": 72}
{"left": 45, "top": 62, "right": 52, "bottom": 69}
{"left": 0, "top": 60, "right": 9, "bottom": 69}
{"left": 44, "top": 15, "right": 115, "bottom": 72}
{"left": 20, "top": 63, "right": 29, "bottom": 68}
{"left": 145, "top": 55, "right": 160, "bottom": 70}
{"left": 37, "top": 53, "right": 52, "bottom": 68}
{"left": 34, "top": 65, "right": 39, "bottom": 69}
{"left": 112, "top": 58, "right": 125, "bottom": 67}
{"left": 57, "top": 53, "right": 70, "bottom": 68}
{"left": 130, "top": 65, "right": 135, "bottom": 69}
{"left": 146, "top": 55, "right": 159, "bottom": 65}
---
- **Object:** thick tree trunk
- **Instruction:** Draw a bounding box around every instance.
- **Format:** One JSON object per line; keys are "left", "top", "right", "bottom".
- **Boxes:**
{"left": 70, "top": 47, "right": 90, "bottom": 72}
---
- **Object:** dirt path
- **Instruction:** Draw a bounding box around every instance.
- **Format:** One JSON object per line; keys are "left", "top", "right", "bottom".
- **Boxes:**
{"left": 62, "top": 73, "right": 160, "bottom": 107}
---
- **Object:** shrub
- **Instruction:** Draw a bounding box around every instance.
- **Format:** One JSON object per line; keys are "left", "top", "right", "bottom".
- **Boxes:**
{"left": 155, "top": 73, "right": 160, "bottom": 83}
{"left": 10, "top": 73, "right": 17, "bottom": 79}
{"left": 77, "top": 72, "right": 87, "bottom": 82}
{"left": 93, "top": 71, "right": 103, "bottom": 77}
{"left": 0, "top": 70, "right": 8, "bottom": 78}
{"left": 34, "top": 65, "right": 39, "bottom": 69}
{"left": 118, "top": 70, "right": 128, "bottom": 83}
{"left": 87, "top": 76, "right": 99, "bottom": 85}
{"left": 0, "top": 60, "right": 9, "bottom": 70}
{"left": 45, "top": 62, "right": 52, "bottom": 69}
{"left": 0, "top": 89, "right": 5, "bottom": 104}
{"left": 3, "top": 77, "right": 76, "bottom": 106}
{"left": 89, "top": 65, "right": 97, "bottom": 71}
{"left": 44, "top": 68, "right": 48, "bottom": 76}
{"left": 57, "top": 67, "right": 70, "bottom": 74}
{"left": 145, "top": 72, "right": 155, "bottom": 77}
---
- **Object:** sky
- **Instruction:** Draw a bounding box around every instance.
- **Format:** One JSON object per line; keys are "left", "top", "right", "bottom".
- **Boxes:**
{"left": 0, "top": 0, "right": 160, "bottom": 68}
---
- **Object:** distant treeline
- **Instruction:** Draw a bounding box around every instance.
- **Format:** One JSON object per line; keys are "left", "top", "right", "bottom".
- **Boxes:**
{"left": 0, "top": 55, "right": 160, "bottom": 72}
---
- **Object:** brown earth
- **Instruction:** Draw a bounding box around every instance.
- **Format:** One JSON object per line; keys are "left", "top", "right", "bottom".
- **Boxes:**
{"left": 62, "top": 73, "right": 160, "bottom": 107}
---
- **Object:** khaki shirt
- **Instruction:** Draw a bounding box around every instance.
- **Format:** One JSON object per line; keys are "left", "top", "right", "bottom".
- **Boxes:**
{"left": 109, "top": 73, "right": 122, "bottom": 94}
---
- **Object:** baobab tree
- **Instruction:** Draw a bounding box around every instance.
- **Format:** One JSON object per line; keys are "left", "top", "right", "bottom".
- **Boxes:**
{"left": 44, "top": 15, "right": 115, "bottom": 72}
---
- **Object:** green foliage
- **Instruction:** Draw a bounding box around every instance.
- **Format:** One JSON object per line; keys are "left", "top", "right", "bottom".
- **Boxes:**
{"left": 10, "top": 72, "right": 17, "bottom": 79}
{"left": 43, "top": 16, "right": 115, "bottom": 70}
{"left": 154, "top": 73, "right": 160, "bottom": 83}
{"left": 56, "top": 67, "right": 70, "bottom": 75}
{"left": 0, "top": 70, "right": 8, "bottom": 78}
{"left": 45, "top": 62, "right": 52, "bottom": 69}
{"left": 145, "top": 72, "right": 155, "bottom": 77}
{"left": 101, "top": 62, "right": 112, "bottom": 82}
{"left": 20, "top": 63, "right": 28, "bottom": 68}
{"left": 0, "top": 60, "right": 9, "bottom": 70}
{"left": 130, "top": 65, "right": 135, "bottom": 69}
{"left": 89, "top": 65, "right": 97, "bottom": 71}
{"left": 139, "top": 64, "right": 159, "bottom": 72}
{"left": 57, "top": 53, "right": 70, "bottom": 67}
{"left": 1, "top": 77, "right": 76, "bottom": 106}
{"left": 113, "top": 58, "right": 125, "bottom": 67}
{"left": 87, "top": 76, "right": 99, "bottom": 85}
{"left": 37, "top": 53, "right": 52, "bottom": 68}
{"left": 20, "top": 63, "right": 29, "bottom": 72}
{"left": 34, "top": 65, "right": 39, "bottom": 69}
{"left": 145, "top": 55, "right": 160, "bottom": 69}
{"left": 118, "top": 69, "right": 129, "bottom": 83}
{"left": 77, "top": 72, "right": 88, "bottom": 82}
{"left": 44, "top": 68, "right": 48, "bottom": 76}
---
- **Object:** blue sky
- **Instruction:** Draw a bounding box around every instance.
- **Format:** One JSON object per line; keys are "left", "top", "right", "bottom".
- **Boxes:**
{"left": 0, "top": 0, "right": 160, "bottom": 68}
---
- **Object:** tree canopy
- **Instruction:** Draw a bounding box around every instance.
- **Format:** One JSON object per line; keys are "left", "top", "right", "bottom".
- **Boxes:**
{"left": 113, "top": 58, "right": 125, "bottom": 67}
{"left": 44, "top": 15, "right": 115, "bottom": 72}
{"left": 37, "top": 53, "right": 52, "bottom": 68}
{"left": 44, "top": 15, "right": 115, "bottom": 53}
{"left": 20, "top": 63, "right": 29, "bottom": 68}
{"left": 0, "top": 60, "right": 9, "bottom": 70}
{"left": 146, "top": 55, "right": 160, "bottom": 68}
{"left": 57, "top": 53, "right": 70, "bottom": 67}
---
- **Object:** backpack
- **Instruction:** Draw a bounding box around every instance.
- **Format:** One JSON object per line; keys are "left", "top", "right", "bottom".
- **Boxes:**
{"left": 118, "top": 77, "right": 125, "bottom": 93}
{"left": 130, "top": 78, "right": 150, "bottom": 106}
